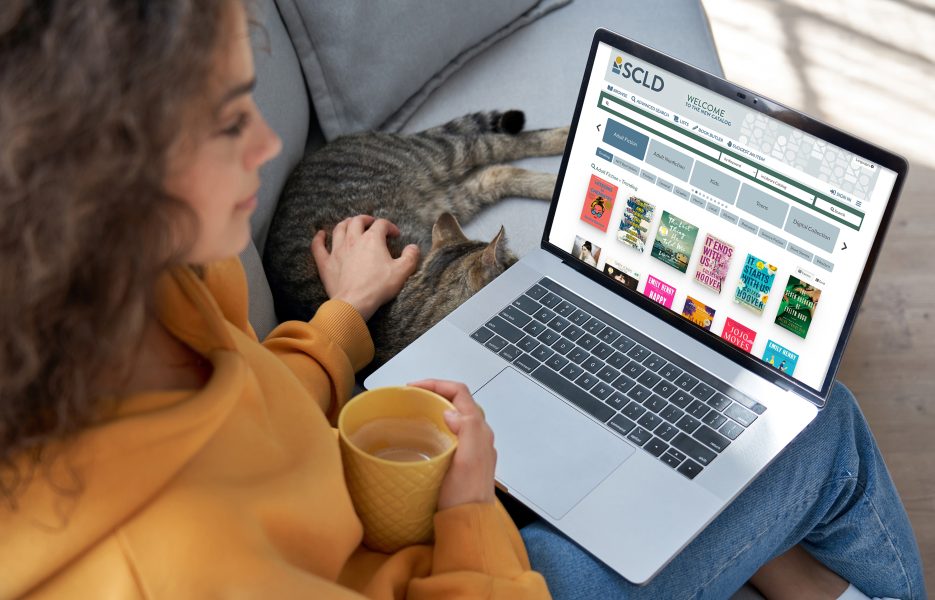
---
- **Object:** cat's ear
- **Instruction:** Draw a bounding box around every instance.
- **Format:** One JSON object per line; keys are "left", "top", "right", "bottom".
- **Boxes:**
{"left": 431, "top": 212, "right": 469, "bottom": 249}
{"left": 482, "top": 226, "right": 508, "bottom": 268}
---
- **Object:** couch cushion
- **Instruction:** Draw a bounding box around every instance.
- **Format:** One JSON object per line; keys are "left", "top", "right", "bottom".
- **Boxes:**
{"left": 398, "top": 0, "right": 723, "bottom": 258}
{"left": 247, "top": 0, "right": 311, "bottom": 338}
{"left": 240, "top": 240, "right": 279, "bottom": 338}
{"left": 250, "top": 0, "right": 311, "bottom": 254}
{"left": 275, "top": 0, "right": 564, "bottom": 141}
{"left": 380, "top": 0, "right": 571, "bottom": 134}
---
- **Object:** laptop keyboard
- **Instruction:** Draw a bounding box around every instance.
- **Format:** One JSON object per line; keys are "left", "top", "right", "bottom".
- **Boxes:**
{"left": 471, "top": 277, "right": 766, "bottom": 480}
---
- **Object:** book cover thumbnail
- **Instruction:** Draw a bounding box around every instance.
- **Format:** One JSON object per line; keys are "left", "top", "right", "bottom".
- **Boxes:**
{"left": 644, "top": 274, "right": 676, "bottom": 309}
{"left": 694, "top": 233, "right": 735, "bottom": 294}
{"left": 616, "top": 195, "right": 656, "bottom": 253}
{"left": 651, "top": 211, "right": 699, "bottom": 273}
{"left": 682, "top": 296, "right": 716, "bottom": 331}
{"left": 571, "top": 235, "right": 602, "bottom": 268}
{"left": 762, "top": 339, "right": 799, "bottom": 375}
{"left": 733, "top": 253, "right": 778, "bottom": 314}
{"left": 579, "top": 174, "right": 618, "bottom": 232}
{"left": 774, "top": 275, "right": 822, "bottom": 338}
{"left": 721, "top": 317, "right": 756, "bottom": 352}
{"left": 603, "top": 258, "right": 639, "bottom": 291}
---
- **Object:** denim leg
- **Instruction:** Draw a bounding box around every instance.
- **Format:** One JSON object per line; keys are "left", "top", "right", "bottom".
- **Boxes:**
{"left": 521, "top": 382, "right": 926, "bottom": 600}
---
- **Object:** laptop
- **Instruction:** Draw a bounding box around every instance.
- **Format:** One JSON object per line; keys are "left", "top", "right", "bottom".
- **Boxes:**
{"left": 366, "top": 28, "right": 907, "bottom": 584}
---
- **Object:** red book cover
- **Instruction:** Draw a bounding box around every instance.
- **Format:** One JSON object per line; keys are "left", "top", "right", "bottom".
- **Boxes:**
{"left": 579, "top": 174, "right": 618, "bottom": 232}
{"left": 721, "top": 317, "right": 757, "bottom": 353}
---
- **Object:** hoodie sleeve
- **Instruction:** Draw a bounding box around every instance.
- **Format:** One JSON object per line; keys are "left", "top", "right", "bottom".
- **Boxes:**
{"left": 261, "top": 300, "right": 375, "bottom": 422}
{"left": 197, "top": 258, "right": 372, "bottom": 420}
{"left": 405, "top": 502, "right": 551, "bottom": 599}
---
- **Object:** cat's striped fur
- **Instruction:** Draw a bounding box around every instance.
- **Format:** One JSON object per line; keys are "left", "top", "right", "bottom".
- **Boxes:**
{"left": 264, "top": 110, "right": 567, "bottom": 367}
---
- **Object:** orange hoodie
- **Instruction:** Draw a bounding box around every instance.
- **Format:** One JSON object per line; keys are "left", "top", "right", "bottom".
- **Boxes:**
{"left": 0, "top": 258, "right": 550, "bottom": 599}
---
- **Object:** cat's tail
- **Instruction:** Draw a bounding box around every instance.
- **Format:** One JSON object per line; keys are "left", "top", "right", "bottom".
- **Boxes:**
{"left": 429, "top": 110, "right": 525, "bottom": 136}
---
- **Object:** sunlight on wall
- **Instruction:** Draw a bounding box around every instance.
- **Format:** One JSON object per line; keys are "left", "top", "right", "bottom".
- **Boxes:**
{"left": 704, "top": 0, "right": 935, "bottom": 167}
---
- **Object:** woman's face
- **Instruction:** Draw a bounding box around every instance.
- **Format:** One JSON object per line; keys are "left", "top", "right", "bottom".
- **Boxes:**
{"left": 165, "top": 3, "right": 282, "bottom": 265}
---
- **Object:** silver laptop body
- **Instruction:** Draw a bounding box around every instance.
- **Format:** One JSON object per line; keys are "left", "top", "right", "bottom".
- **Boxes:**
{"left": 367, "top": 29, "right": 907, "bottom": 584}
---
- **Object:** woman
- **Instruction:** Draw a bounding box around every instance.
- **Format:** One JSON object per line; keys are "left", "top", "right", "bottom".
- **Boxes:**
{"left": 0, "top": 1, "right": 924, "bottom": 599}
{"left": 0, "top": 2, "right": 545, "bottom": 597}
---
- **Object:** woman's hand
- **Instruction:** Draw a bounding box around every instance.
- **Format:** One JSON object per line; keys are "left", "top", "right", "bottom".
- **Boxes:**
{"left": 409, "top": 379, "right": 497, "bottom": 510}
{"left": 311, "top": 215, "right": 420, "bottom": 320}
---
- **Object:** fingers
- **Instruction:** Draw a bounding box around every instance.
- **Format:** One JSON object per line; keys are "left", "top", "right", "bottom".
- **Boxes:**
{"left": 334, "top": 216, "right": 400, "bottom": 249}
{"left": 440, "top": 395, "right": 492, "bottom": 454}
{"left": 427, "top": 379, "right": 497, "bottom": 510}
{"left": 408, "top": 379, "right": 469, "bottom": 399}
{"left": 408, "top": 379, "right": 483, "bottom": 419}
{"left": 394, "top": 244, "right": 420, "bottom": 279}
{"left": 320, "top": 217, "right": 409, "bottom": 258}
{"left": 310, "top": 230, "right": 330, "bottom": 268}
{"left": 347, "top": 214, "right": 375, "bottom": 237}
{"left": 453, "top": 408, "right": 493, "bottom": 443}
{"left": 366, "top": 217, "right": 401, "bottom": 239}
{"left": 398, "top": 244, "right": 420, "bottom": 266}
{"left": 332, "top": 218, "right": 349, "bottom": 249}
{"left": 311, "top": 213, "right": 420, "bottom": 320}
{"left": 443, "top": 410, "right": 463, "bottom": 435}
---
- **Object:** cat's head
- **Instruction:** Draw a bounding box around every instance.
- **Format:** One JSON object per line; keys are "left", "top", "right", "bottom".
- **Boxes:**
{"left": 400, "top": 213, "right": 517, "bottom": 318}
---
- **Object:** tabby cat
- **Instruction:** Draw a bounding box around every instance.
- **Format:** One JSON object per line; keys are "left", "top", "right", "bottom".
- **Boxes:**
{"left": 264, "top": 110, "right": 568, "bottom": 367}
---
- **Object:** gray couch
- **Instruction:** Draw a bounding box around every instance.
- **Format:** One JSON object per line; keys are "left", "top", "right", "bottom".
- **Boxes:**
{"left": 242, "top": 1, "right": 764, "bottom": 597}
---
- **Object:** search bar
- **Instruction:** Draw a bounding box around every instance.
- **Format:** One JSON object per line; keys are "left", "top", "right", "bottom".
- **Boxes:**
{"left": 600, "top": 96, "right": 720, "bottom": 160}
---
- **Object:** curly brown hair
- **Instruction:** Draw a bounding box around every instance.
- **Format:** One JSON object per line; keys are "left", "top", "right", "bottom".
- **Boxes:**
{"left": 0, "top": 0, "right": 242, "bottom": 502}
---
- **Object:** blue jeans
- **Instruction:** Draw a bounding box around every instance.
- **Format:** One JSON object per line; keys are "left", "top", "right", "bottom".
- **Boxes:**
{"left": 521, "top": 383, "right": 926, "bottom": 599}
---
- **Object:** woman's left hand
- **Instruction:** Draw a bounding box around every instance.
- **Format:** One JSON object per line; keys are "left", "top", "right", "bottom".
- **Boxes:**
{"left": 408, "top": 379, "right": 497, "bottom": 510}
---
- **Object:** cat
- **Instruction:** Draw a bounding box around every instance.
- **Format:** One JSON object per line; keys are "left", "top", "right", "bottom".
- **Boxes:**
{"left": 264, "top": 110, "right": 568, "bottom": 367}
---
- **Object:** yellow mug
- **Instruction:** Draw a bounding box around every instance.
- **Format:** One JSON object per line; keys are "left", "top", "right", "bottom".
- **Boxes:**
{"left": 338, "top": 386, "right": 458, "bottom": 553}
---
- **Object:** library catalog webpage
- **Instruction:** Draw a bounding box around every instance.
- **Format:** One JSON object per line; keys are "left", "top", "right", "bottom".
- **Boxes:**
{"left": 549, "top": 42, "right": 897, "bottom": 391}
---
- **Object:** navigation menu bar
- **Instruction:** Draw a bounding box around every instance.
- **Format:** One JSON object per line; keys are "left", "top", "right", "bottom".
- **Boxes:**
{"left": 596, "top": 91, "right": 865, "bottom": 233}
{"left": 593, "top": 91, "right": 850, "bottom": 274}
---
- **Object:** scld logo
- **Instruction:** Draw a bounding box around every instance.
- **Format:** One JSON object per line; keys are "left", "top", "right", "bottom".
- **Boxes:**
{"left": 611, "top": 56, "right": 664, "bottom": 92}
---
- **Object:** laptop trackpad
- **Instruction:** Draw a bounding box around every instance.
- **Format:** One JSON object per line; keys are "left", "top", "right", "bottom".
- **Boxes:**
{"left": 474, "top": 367, "right": 635, "bottom": 519}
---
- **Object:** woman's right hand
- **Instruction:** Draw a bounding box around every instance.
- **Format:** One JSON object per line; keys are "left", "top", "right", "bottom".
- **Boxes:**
{"left": 311, "top": 215, "right": 420, "bottom": 321}
{"left": 409, "top": 379, "right": 497, "bottom": 510}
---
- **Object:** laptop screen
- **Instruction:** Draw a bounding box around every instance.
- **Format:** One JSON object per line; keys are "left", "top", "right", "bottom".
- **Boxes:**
{"left": 546, "top": 37, "right": 900, "bottom": 396}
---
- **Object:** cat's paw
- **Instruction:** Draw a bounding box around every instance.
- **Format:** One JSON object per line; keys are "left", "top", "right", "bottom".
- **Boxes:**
{"left": 531, "top": 172, "right": 559, "bottom": 200}
{"left": 544, "top": 126, "right": 570, "bottom": 154}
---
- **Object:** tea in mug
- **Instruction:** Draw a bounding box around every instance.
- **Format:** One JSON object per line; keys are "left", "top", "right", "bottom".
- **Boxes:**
{"left": 348, "top": 417, "right": 453, "bottom": 463}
